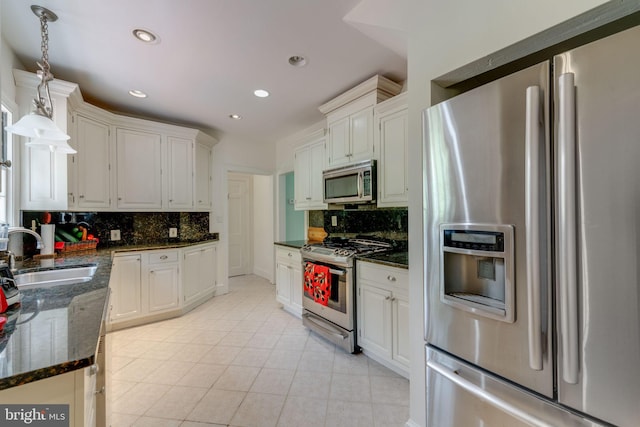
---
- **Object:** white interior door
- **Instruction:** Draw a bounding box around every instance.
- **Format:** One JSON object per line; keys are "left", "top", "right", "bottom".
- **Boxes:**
{"left": 228, "top": 173, "right": 252, "bottom": 277}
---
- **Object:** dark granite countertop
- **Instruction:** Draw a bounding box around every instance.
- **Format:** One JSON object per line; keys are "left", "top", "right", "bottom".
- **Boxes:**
{"left": 0, "top": 250, "right": 113, "bottom": 390}
{"left": 274, "top": 240, "right": 308, "bottom": 249}
{"left": 109, "top": 235, "right": 219, "bottom": 254}
{"left": 0, "top": 236, "right": 219, "bottom": 391}
{"left": 357, "top": 251, "right": 409, "bottom": 269}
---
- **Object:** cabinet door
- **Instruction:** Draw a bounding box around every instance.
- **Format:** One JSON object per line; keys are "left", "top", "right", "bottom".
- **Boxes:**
{"left": 378, "top": 107, "right": 408, "bottom": 207}
{"left": 116, "top": 128, "right": 162, "bottom": 209}
{"left": 109, "top": 255, "right": 142, "bottom": 322}
{"left": 195, "top": 141, "right": 212, "bottom": 209}
{"left": 276, "top": 262, "right": 292, "bottom": 305}
{"left": 199, "top": 244, "right": 217, "bottom": 295}
{"left": 327, "top": 116, "right": 351, "bottom": 166}
{"left": 294, "top": 140, "right": 327, "bottom": 210}
{"left": 350, "top": 106, "right": 374, "bottom": 161}
{"left": 76, "top": 114, "right": 111, "bottom": 209}
{"left": 358, "top": 284, "right": 392, "bottom": 357}
{"left": 392, "top": 294, "right": 411, "bottom": 367}
{"left": 293, "top": 145, "right": 311, "bottom": 209}
{"left": 308, "top": 141, "right": 326, "bottom": 207}
{"left": 148, "top": 264, "right": 179, "bottom": 313}
{"left": 290, "top": 261, "right": 303, "bottom": 313}
{"left": 167, "top": 136, "right": 194, "bottom": 210}
{"left": 21, "top": 145, "right": 68, "bottom": 211}
{"left": 182, "top": 248, "right": 201, "bottom": 304}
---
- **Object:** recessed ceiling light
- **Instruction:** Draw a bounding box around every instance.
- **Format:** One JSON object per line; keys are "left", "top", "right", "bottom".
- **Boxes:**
{"left": 254, "top": 89, "right": 270, "bottom": 98}
{"left": 132, "top": 28, "right": 158, "bottom": 43}
{"left": 128, "top": 89, "right": 147, "bottom": 98}
{"left": 288, "top": 55, "right": 307, "bottom": 67}
{"left": 229, "top": 114, "right": 242, "bottom": 120}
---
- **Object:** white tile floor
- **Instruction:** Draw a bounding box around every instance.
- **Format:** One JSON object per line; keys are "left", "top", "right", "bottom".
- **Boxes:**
{"left": 108, "top": 274, "right": 410, "bottom": 427}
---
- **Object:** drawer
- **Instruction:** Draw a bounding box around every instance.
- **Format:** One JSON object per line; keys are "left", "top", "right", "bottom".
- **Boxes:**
{"left": 275, "top": 247, "right": 301, "bottom": 263}
{"left": 358, "top": 261, "right": 408, "bottom": 290}
{"left": 147, "top": 250, "right": 179, "bottom": 264}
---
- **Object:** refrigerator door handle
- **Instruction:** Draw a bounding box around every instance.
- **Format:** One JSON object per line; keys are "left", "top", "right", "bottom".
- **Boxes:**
{"left": 427, "top": 359, "right": 556, "bottom": 427}
{"left": 525, "top": 85, "right": 543, "bottom": 371}
{"left": 557, "top": 72, "right": 579, "bottom": 384}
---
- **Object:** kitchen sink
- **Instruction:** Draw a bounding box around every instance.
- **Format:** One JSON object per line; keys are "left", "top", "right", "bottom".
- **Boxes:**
{"left": 14, "top": 264, "right": 98, "bottom": 289}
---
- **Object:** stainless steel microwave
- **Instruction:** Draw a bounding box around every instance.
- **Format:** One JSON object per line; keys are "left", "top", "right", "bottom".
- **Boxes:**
{"left": 323, "top": 159, "right": 376, "bottom": 204}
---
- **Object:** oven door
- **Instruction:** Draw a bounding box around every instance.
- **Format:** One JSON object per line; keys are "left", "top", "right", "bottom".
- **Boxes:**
{"left": 302, "top": 260, "right": 352, "bottom": 330}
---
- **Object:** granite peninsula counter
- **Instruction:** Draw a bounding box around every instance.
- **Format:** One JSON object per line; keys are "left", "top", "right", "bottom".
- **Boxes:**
{"left": 0, "top": 235, "right": 218, "bottom": 391}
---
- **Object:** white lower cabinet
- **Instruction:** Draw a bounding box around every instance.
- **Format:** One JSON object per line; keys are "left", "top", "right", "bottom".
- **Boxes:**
{"left": 275, "top": 245, "right": 303, "bottom": 316}
{"left": 146, "top": 250, "right": 180, "bottom": 313}
{"left": 357, "top": 261, "right": 410, "bottom": 377}
{"left": 109, "top": 254, "right": 142, "bottom": 323}
{"left": 0, "top": 365, "right": 100, "bottom": 427}
{"left": 109, "top": 249, "right": 180, "bottom": 328}
{"left": 182, "top": 242, "right": 217, "bottom": 307}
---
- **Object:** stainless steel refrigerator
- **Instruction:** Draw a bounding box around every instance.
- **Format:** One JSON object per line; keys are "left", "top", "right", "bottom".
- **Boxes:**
{"left": 423, "top": 24, "right": 640, "bottom": 427}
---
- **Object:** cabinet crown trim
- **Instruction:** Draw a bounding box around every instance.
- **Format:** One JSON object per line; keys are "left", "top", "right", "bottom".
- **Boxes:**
{"left": 318, "top": 75, "right": 402, "bottom": 115}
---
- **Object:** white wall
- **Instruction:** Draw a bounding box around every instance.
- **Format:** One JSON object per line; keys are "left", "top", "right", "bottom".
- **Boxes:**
{"left": 252, "top": 174, "right": 274, "bottom": 281}
{"left": 211, "top": 135, "right": 276, "bottom": 290}
{"left": 405, "top": 1, "right": 609, "bottom": 426}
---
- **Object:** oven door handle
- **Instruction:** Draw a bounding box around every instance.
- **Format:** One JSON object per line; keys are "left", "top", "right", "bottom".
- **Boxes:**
{"left": 302, "top": 313, "right": 348, "bottom": 340}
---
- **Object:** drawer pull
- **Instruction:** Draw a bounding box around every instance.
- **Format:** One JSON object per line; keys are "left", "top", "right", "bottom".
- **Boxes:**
{"left": 387, "top": 275, "right": 396, "bottom": 282}
{"left": 160, "top": 255, "right": 168, "bottom": 260}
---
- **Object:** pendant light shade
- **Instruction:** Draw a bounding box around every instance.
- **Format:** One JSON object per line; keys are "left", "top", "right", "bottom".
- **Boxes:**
{"left": 26, "top": 138, "right": 76, "bottom": 154}
{"left": 6, "top": 111, "right": 70, "bottom": 141}
{"left": 4, "top": 6, "right": 71, "bottom": 145}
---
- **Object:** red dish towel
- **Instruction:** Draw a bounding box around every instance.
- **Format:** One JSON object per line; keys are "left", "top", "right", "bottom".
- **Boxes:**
{"left": 303, "top": 262, "right": 332, "bottom": 306}
{"left": 312, "top": 264, "right": 331, "bottom": 306}
{"left": 303, "top": 262, "right": 315, "bottom": 297}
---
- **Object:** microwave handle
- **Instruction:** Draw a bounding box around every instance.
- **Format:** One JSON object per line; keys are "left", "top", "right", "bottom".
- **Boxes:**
{"left": 357, "top": 171, "right": 363, "bottom": 197}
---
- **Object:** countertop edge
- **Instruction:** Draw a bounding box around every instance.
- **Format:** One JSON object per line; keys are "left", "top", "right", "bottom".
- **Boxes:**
{"left": 0, "top": 357, "right": 93, "bottom": 391}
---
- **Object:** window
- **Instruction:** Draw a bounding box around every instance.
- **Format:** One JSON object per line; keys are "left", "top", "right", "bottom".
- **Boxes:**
{"left": 0, "top": 104, "right": 14, "bottom": 224}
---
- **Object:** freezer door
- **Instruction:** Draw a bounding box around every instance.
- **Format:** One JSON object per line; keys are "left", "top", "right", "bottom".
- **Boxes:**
{"left": 554, "top": 24, "right": 640, "bottom": 425}
{"left": 423, "top": 61, "right": 553, "bottom": 396}
{"left": 426, "top": 347, "right": 605, "bottom": 427}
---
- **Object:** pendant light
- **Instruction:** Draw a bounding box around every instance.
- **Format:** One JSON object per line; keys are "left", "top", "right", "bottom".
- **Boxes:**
{"left": 5, "top": 5, "right": 72, "bottom": 150}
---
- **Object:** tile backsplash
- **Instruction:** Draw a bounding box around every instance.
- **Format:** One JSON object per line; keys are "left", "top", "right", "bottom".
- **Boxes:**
{"left": 21, "top": 211, "right": 215, "bottom": 249}
{"left": 309, "top": 208, "right": 408, "bottom": 241}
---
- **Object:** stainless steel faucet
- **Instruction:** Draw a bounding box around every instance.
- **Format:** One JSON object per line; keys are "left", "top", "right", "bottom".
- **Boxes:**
{"left": 7, "top": 227, "right": 45, "bottom": 270}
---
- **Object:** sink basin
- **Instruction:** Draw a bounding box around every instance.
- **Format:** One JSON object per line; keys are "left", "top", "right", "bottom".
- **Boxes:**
{"left": 14, "top": 264, "right": 98, "bottom": 289}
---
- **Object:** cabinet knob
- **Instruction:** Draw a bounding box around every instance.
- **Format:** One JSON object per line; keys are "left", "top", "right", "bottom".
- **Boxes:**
{"left": 288, "top": 253, "right": 292, "bottom": 257}
{"left": 387, "top": 275, "right": 396, "bottom": 282}
{"left": 160, "top": 255, "right": 168, "bottom": 260}
{"left": 169, "top": 199, "right": 173, "bottom": 202}
{"left": 306, "top": 197, "right": 312, "bottom": 200}
{"left": 79, "top": 195, "right": 85, "bottom": 199}
{"left": 385, "top": 296, "right": 391, "bottom": 300}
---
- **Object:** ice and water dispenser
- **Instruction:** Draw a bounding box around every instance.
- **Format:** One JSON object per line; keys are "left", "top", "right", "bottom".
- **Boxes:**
{"left": 439, "top": 224, "right": 515, "bottom": 322}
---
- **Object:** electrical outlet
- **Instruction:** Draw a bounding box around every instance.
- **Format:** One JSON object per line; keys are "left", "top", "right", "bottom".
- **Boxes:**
{"left": 169, "top": 228, "right": 178, "bottom": 238}
{"left": 110, "top": 229, "right": 121, "bottom": 241}
{"left": 331, "top": 216, "right": 338, "bottom": 226}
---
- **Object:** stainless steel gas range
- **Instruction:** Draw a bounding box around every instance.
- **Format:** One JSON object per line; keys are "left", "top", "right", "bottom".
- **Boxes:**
{"left": 300, "top": 237, "right": 393, "bottom": 353}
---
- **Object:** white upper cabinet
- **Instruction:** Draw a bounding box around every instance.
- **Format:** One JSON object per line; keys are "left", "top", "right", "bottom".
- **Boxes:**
{"left": 195, "top": 140, "right": 213, "bottom": 209}
{"left": 375, "top": 92, "right": 408, "bottom": 207}
{"left": 294, "top": 130, "right": 327, "bottom": 210}
{"left": 12, "top": 69, "right": 218, "bottom": 212}
{"left": 14, "top": 70, "right": 79, "bottom": 211}
{"left": 166, "top": 136, "right": 194, "bottom": 210}
{"left": 320, "top": 75, "right": 401, "bottom": 168}
{"left": 116, "top": 127, "right": 163, "bottom": 210}
{"left": 70, "top": 111, "right": 112, "bottom": 209}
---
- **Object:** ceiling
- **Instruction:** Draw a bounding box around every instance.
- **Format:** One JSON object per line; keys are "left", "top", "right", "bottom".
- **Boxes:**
{"left": 0, "top": 0, "right": 407, "bottom": 145}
